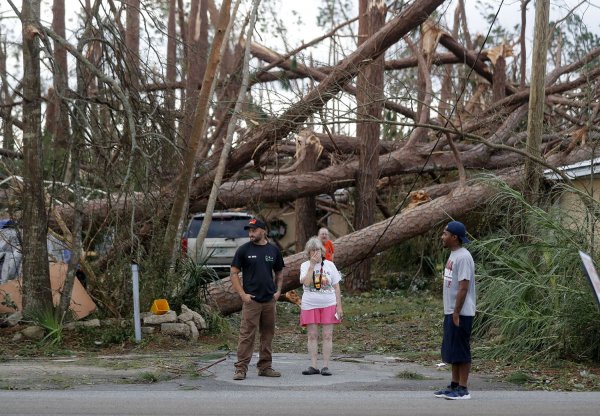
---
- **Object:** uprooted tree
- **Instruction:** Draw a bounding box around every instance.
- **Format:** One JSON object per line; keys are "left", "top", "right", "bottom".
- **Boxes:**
{"left": 1, "top": 0, "right": 599, "bottom": 316}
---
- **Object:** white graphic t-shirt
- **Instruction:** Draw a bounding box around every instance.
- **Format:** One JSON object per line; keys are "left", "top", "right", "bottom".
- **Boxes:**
{"left": 299, "top": 259, "right": 341, "bottom": 310}
{"left": 443, "top": 247, "right": 476, "bottom": 316}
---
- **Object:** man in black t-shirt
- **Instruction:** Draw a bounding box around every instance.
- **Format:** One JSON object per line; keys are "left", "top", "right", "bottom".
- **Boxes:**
{"left": 231, "top": 218, "right": 285, "bottom": 380}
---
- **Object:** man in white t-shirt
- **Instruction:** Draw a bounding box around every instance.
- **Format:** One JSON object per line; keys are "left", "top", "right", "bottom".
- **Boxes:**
{"left": 434, "top": 221, "right": 476, "bottom": 400}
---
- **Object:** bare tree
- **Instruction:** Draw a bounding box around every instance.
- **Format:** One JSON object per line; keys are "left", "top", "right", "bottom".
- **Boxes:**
{"left": 348, "top": 0, "right": 385, "bottom": 292}
{"left": 16, "top": 0, "right": 53, "bottom": 315}
{"left": 162, "top": 0, "right": 232, "bottom": 263}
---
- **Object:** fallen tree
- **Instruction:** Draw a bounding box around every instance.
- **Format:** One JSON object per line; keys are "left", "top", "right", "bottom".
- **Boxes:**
{"left": 207, "top": 169, "right": 524, "bottom": 315}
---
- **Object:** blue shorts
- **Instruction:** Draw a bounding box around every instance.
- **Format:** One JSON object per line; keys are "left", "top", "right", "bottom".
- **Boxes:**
{"left": 441, "top": 314, "right": 473, "bottom": 364}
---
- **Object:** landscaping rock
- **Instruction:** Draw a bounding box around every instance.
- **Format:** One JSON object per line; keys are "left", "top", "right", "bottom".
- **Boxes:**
{"left": 181, "top": 304, "right": 208, "bottom": 330}
{"left": 143, "top": 310, "right": 176, "bottom": 325}
{"left": 6, "top": 311, "right": 22, "bottom": 327}
{"left": 141, "top": 326, "right": 155, "bottom": 334}
{"left": 21, "top": 325, "right": 45, "bottom": 340}
{"left": 160, "top": 322, "right": 190, "bottom": 338}
{"left": 186, "top": 321, "right": 199, "bottom": 341}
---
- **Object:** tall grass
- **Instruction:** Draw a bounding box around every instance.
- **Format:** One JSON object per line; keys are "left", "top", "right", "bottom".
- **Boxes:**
{"left": 25, "top": 306, "right": 63, "bottom": 346}
{"left": 472, "top": 180, "right": 600, "bottom": 362}
{"left": 169, "top": 258, "right": 230, "bottom": 334}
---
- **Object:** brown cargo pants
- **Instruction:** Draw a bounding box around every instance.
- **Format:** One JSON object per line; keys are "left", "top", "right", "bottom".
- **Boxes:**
{"left": 234, "top": 298, "right": 277, "bottom": 373}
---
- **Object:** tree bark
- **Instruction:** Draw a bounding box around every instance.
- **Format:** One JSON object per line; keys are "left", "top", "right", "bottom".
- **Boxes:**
{"left": 124, "top": 0, "right": 140, "bottom": 89}
{"left": 20, "top": 0, "right": 53, "bottom": 315}
{"left": 439, "top": 32, "right": 517, "bottom": 96}
{"left": 0, "top": 35, "right": 15, "bottom": 150}
{"left": 520, "top": 0, "right": 531, "bottom": 89}
{"left": 295, "top": 134, "right": 320, "bottom": 252}
{"left": 48, "top": 0, "right": 70, "bottom": 152}
{"left": 165, "top": 0, "right": 177, "bottom": 123}
{"left": 180, "top": 0, "right": 209, "bottom": 146}
{"left": 492, "top": 56, "right": 507, "bottom": 102}
{"left": 524, "top": 0, "right": 550, "bottom": 204}
{"left": 349, "top": 0, "right": 385, "bottom": 292}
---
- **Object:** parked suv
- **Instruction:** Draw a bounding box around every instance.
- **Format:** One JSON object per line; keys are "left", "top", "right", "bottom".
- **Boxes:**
{"left": 181, "top": 211, "right": 253, "bottom": 273}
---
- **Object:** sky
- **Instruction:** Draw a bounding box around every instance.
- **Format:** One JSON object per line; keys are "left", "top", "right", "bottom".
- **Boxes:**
{"left": 1, "top": 0, "right": 598, "bottom": 92}
{"left": 2, "top": 1, "right": 599, "bottom": 51}
{"left": 277, "top": 0, "right": 600, "bottom": 48}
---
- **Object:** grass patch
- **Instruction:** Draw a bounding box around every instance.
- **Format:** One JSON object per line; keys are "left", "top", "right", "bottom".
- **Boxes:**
{"left": 396, "top": 371, "right": 427, "bottom": 380}
{"left": 506, "top": 371, "right": 534, "bottom": 385}
{"left": 135, "top": 371, "right": 173, "bottom": 383}
{"left": 273, "top": 289, "right": 442, "bottom": 358}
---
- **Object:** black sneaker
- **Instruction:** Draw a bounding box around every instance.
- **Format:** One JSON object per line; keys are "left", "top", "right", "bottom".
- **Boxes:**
{"left": 433, "top": 385, "right": 455, "bottom": 398}
{"left": 444, "top": 386, "right": 471, "bottom": 400}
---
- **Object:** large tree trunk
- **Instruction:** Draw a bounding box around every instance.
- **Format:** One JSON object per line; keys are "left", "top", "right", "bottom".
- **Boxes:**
{"left": 294, "top": 133, "right": 320, "bottom": 252}
{"left": 20, "top": 0, "right": 52, "bottom": 315}
{"left": 349, "top": 0, "right": 385, "bottom": 292}
{"left": 0, "top": 35, "right": 15, "bottom": 150}
{"left": 208, "top": 171, "right": 525, "bottom": 315}
{"left": 47, "top": 0, "right": 70, "bottom": 153}
{"left": 180, "top": 0, "right": 209, "bottom": 146}
{"left": 524, "top": 0, "right": 550, "bottom": 204}
{"left": 165, "top": 0, "right": 177, "bottom": 126}
{"left": 125, "top": 0, "right": 140, "bottom": 90}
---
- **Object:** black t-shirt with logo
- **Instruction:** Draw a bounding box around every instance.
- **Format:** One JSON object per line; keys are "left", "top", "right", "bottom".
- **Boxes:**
{"left": 231, "top": 241, "right": 285, "bottom": 302}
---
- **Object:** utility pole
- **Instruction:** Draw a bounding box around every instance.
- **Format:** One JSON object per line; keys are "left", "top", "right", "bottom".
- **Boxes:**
{"left": 524, "top": 0, "right": 550, "bottom": 205}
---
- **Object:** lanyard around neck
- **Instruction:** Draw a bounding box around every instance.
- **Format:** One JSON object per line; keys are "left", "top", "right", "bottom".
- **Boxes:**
{"left": 313, "top": 259, "right": 324, "bottom": 288}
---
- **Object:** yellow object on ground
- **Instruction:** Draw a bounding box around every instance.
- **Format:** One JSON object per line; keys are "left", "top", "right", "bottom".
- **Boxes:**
{"left": 150, "top": 299, "right": 170, "bottom": 315}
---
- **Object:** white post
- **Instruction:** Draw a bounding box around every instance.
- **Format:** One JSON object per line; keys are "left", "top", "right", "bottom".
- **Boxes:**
{"left": 131, "top": 263, "right": 142, "bottom": 342}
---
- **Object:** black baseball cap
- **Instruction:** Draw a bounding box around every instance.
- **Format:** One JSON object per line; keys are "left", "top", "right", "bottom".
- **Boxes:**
{"left": 244, "top": 218, "right": 267, "bottom": 230}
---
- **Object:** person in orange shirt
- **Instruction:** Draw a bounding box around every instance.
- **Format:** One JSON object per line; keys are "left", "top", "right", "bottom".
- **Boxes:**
{"left": 318, "top": 227, "right": 334, "bottom": 262}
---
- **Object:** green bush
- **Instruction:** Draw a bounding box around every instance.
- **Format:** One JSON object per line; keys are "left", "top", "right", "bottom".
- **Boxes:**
{"left": 472, "top": 181, "right": 600, "bottom": 362}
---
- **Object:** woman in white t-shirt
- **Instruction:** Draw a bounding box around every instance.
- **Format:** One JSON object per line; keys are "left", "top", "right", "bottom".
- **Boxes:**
{"left": 299, "top": 236, "right": 343, "bottom": 376}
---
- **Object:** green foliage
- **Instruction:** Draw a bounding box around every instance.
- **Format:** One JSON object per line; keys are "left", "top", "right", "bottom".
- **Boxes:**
{"left": 372, "top": 230, "right": 446, "bottom": 291}
{"left": 472, "top": 181, "right": 600, "bottom": 362}
{"left": 505, "top": 371, "right": 534, "bottom": 385}
{"left": 552, "top": 14, "right": 600, "bottom": 68}
{"left": 100, "top": 324, "right": 132, "bottom": 345}
{"left": 204, "top": 309, "right": 231, "bottom": 335}
{"left": 165, "top": 257, "right": 231, "bottom": 335}
{"left": 170, "top": 257, "right": 220, "bottom": 312}
{"left": 26, "top": 307, "right": 63, "bottom": 346}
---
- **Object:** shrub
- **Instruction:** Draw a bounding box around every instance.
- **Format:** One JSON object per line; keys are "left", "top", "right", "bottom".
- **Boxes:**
{"left": 472, "top": 181, "right": 600, "bottom": 362}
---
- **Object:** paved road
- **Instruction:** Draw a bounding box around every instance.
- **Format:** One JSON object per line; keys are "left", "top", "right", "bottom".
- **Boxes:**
{"left": 2, "top": 390, "right": 599, "bottom": 416}
{"left": 1, "top": 353, "right": 598, "bottom": 415}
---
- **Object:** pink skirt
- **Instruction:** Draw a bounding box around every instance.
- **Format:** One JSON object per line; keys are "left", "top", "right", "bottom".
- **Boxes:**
{"left": 300, "top": 305, "right": 341, "bottom": 326}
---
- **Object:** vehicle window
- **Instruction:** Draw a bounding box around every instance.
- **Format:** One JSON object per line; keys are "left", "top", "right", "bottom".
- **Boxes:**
{"left": 186, "top": 219, "right": 202, "bottom": 238}
{"left": 187, "top": 217, "right": 250, "bottom": 238}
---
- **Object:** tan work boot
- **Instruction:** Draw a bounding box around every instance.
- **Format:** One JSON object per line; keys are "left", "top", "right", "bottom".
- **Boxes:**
{"left": 233, "top": 370, "right": 246, "bottom": 380}
{"left": 258, "top": 367, "right": 281, "bottom": 377}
